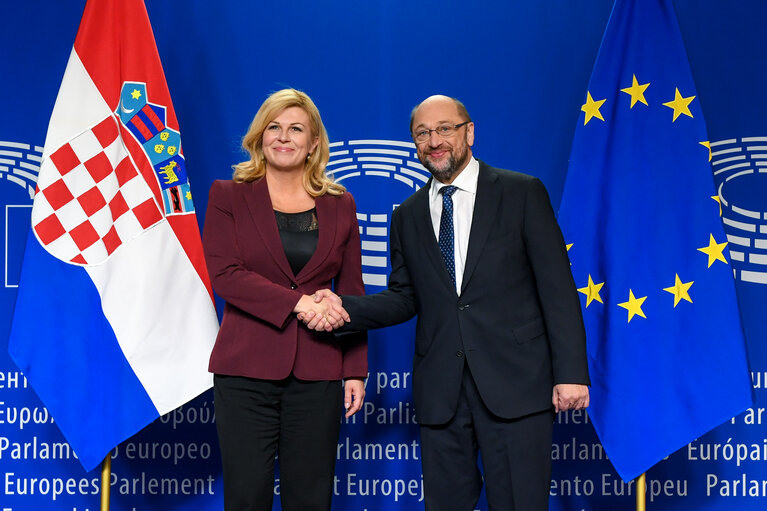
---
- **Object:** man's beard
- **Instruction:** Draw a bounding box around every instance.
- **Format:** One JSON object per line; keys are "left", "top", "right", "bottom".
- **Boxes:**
{"left": 420, "top": 142, "right": 470, "bottom": 183}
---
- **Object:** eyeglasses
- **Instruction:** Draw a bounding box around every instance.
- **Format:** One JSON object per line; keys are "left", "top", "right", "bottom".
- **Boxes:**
{"left": 412, "top": 121, "right": 470, "bottom": 143}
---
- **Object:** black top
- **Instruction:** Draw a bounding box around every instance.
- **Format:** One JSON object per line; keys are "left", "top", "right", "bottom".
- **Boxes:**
{"left": 274, "top": 208, "right": 319, "bottom": 276}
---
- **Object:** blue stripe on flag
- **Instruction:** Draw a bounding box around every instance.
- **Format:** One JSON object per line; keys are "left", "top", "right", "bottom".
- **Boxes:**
{"left": 9, "top": 230, "right": 159, "bottom": 471}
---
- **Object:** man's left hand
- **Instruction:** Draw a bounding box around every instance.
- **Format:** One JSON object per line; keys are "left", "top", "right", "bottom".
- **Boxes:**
{"left": 552, "top": 384, "right": 590, "bottom": 413}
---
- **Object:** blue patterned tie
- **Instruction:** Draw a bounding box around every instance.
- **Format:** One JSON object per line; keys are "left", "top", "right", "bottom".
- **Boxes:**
{"left": 438, "top": 185, "right": 458, "bottom": 286}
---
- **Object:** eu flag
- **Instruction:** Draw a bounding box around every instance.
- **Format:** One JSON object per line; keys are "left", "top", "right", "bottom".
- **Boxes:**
{"left": 558, "top": 0, "right": 753, "bottom": 481}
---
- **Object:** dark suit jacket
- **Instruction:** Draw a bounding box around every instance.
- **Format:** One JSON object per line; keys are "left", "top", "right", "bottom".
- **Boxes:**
{"left": 203, "top": 178, "right": 367, "bottom": 381}
{"left": 344, "top": 161, "right": 588, "bottom": 424}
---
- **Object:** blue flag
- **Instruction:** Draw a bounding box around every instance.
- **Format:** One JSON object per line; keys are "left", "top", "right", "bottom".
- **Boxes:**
{"left": 558, "top": 0, "right": 753, "bottom": 481}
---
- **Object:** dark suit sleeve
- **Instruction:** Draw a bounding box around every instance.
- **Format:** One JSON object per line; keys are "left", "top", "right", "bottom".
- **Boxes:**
{"left": 333, "top": 193, "right": 368, "bottom": 378}
{"left": 202, "top": 181, "right": 301, "bottom": 329}
{"left": 523, "top": 178, "right": 590, "bottom": 385}
{"left": 343, "top": 205, "right": 417, "bottom": 330}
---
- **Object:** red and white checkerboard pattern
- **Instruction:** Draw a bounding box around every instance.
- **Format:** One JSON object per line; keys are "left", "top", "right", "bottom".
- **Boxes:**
{"left": 32, "top": 114, "right": 163, "bottom": 266}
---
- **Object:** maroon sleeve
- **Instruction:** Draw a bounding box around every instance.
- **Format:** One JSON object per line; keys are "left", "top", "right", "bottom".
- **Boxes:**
{"left": 202, "top": 180, "right": 301, "bottom": 329}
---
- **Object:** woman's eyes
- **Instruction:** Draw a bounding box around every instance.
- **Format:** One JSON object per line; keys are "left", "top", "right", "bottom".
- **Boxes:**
{"left": 266, "top": 125, "right": 303, "bottom": 132}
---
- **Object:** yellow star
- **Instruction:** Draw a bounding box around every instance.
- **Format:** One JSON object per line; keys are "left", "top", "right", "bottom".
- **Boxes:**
{"left": 185, "top": 190, "right": 192, "bottom": 200}
{"left": 581, "top": 91, "right": 606, "bottom": 125}
{"left": 662, "top": 88, "right": 695, "bottom": 122}
{"left": 620, "top": 74, "right": 649, "bottom": 108}
{"left": 663, "top": 273, "right": 693, "bottom": 307}
{"left": 700, "top": 141, "right": 712, "bottom": 162}
{"left": 697, "top": 234, "right": 728, "bottom": 267}
{"left": 577, "top": 275, "right": 604, "bottom": 307}
{"left": 711, "top": 194, "right": 722, "bottom": 216}
{"left": 131, "top": 89, "right": 142, "bottom": 100}
{"left": 566, "top": 243, "right": 573, "bottom": 252}
{"left": 617, "top": 289, "right": 647, "bottom": 323}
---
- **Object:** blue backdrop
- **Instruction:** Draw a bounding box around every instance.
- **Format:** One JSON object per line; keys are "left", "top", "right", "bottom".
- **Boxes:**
{"left": 2, "top": 1, "right": 767, "bottom": 509}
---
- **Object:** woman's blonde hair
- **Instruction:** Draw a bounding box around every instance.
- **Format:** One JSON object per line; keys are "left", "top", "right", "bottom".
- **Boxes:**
{"left": 232, "top": 88, "right": 344, "bottom": 196}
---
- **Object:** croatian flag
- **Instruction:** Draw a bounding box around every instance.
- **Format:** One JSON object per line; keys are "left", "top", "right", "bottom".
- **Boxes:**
{"left": 8, "top": 0, "right": 219, "bottom": 471}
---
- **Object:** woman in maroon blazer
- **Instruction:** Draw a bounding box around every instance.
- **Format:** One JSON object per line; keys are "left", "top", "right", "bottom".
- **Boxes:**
{"left": 202, "top": 89, "right": 367, "bottom": 511}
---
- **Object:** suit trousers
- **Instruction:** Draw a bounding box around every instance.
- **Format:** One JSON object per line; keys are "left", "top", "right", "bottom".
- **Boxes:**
{"left": 214, "top": 374, "right": 343, "bottom": 511}
{"left": 419, "top": 364, "right": 554, "bottom": 511}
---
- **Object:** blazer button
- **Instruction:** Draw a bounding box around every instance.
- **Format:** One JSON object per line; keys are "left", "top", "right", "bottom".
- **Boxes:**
{"left": 290, "top": 283, "right": 297, "bottom": 289}
{"left": 457, "top": 302, "right": 468, "bottom": 311}
{"left": 456, "top": 350, "right": 464, "bottom": 358}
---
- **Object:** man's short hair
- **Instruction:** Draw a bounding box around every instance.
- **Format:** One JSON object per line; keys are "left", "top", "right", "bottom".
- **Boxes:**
{"left": 409, "top": 96, "right": 472, "bottom": 133}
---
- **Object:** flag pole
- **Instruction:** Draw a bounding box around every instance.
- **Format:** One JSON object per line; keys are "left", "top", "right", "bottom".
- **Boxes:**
{"left": 635, "top": 472, "right": 646, "bottom": 511}
{"left": 100, "top": 454, "right": 111, "bottom": 511}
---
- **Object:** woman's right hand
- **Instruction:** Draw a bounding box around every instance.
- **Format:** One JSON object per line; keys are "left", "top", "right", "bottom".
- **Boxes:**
{"left": 294, "top": 294, "right": 349, "bottom": 332}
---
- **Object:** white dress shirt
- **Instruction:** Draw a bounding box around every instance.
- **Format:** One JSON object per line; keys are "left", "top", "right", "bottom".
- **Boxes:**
{"left": 429, "top": 157, "right": 479, "bottom": 295}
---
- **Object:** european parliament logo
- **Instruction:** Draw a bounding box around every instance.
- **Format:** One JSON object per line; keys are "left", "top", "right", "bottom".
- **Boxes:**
{"left": 327, "top": 140, "right": 431, "bottom": 289}
{"left": 0, "top": 140, "right": 41, "bottom": 288}
{"left": 711, "top": 136, "right": 767, "bottom": 284}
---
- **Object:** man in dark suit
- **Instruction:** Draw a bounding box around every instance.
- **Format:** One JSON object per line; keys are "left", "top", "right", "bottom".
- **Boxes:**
{"left": 307, "top": 95, "right": 589, "bottom": 510}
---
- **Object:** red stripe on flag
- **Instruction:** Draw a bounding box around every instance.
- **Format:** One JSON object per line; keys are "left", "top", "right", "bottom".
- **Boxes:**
{"left": 129, "top": 115, "right": 153, "bottom": 141}
{"left": 142, "top": 104, "right": 165, "bottom": 132}
{"left": 73, "top": 0, "right": 178, "bottom": 128}
{"left": 73, "top": 0, "right": 212, "bottom": 296}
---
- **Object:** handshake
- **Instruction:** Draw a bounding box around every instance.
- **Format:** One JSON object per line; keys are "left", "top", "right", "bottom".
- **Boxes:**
{"left": 294, "top": 289, "right": 350, "bottom": 332}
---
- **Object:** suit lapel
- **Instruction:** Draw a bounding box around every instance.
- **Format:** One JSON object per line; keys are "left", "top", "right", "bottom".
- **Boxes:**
{"left": 242, "top": 178, "right": 295, "bottom": 279}
{"left": 296, "top": 192, "right": 337, "bottom": 281}
{"left": 462, "top": 162, "right": 501, "bottom": 293}
{"left": 412, "top": 180, "right": 458, "bottom": 295}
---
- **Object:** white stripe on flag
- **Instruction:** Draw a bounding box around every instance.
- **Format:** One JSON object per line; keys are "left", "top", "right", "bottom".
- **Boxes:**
{"left": 87, "top": 220, "right": 218, "bottom": 414}
{"left": 43, "top": 50, "right": 111, "bottom": 158}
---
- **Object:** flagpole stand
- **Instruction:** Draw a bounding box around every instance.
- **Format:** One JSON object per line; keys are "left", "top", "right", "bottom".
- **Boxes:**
{"left": 100, "top": 453, "right": 111, "bottom": 511}
{"left": 635, "top": 472, "right": 646, "bottom": 511}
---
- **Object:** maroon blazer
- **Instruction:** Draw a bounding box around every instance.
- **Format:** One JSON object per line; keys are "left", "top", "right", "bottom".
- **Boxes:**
{"left": 202, "top": 178, "right": 367, "bottom": 381}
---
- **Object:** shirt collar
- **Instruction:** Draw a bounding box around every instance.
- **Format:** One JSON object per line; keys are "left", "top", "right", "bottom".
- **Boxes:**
{"left": 430, "top": 157, "right": 480, "bottom": 197}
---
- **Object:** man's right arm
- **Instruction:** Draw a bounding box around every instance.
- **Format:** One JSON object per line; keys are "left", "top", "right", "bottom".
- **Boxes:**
{"left": 306, "top": 208, "right": 418, "bottom": 331}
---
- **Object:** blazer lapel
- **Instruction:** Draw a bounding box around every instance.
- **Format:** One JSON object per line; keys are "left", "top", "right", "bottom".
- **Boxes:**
{"left": 462, "top": 162, "right": 501, "bottom": 293}
{"left": 412, "top": 181, "right": 458, "bottom": 295}
{"left": 242, "top": 178, "right": 296, "bottom": 279}
{"left": 296, "top": 192, "right": 337, "bottom": 281}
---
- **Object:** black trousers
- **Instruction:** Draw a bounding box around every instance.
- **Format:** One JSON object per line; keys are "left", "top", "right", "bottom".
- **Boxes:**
{"left": 419, "top": 365, "right": 554, "bottom": 511}
{"left": 214, "top": 374, "right": 343, "bottom": 511}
